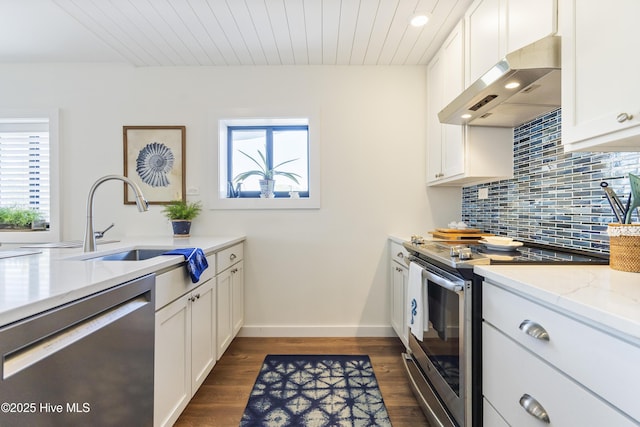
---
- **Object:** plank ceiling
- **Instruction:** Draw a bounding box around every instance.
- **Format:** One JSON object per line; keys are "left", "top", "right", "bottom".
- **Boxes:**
{"left": 39, "top": 0, "right": 473, "bottom": 67}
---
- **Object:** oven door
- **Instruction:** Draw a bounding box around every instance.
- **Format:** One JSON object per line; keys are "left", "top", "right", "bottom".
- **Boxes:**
{"left": 408, "top": 263, "right": 466, "bottom": 426}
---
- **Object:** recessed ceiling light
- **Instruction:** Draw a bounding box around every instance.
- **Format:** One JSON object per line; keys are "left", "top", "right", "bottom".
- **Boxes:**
{"left": 409, "top": 13, "right": 430, "bottom": 27}
{"left": 461, "top": 114, "right": 472, "bottom": 119}
{"left": 505, "top": 81, "right": 521, "bottom": 89}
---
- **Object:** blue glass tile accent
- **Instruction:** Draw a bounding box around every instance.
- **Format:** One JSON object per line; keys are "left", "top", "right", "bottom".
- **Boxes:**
{"left": 461, "top": 108, "right": 640, "bottom": 254}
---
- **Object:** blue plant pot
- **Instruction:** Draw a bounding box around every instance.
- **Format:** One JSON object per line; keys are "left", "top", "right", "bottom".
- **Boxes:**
{"left": 171, "top": 220, "right": 192, "bottom": 237}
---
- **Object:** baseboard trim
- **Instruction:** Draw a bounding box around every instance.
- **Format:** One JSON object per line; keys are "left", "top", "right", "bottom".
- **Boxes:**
{"left": 237, "top": 324, "right": 396, "bottom": 338}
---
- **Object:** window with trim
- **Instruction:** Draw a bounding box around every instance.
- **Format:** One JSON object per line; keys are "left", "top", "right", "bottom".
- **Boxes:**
{"left": 0, "top": 111, "right": 59, "bottom": 242}
{"left": 227, "top": 125, "right": 309, "bottom": 198}
{"left": 214, "top": 115, "right": 319, "bottom": 209}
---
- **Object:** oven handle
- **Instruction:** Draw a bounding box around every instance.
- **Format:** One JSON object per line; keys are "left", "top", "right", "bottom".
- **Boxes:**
{"left": 421, "top": 268, "right": 463, "bottom": 292}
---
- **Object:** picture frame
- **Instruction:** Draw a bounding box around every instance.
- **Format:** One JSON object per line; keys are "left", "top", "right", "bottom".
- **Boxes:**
{"left": 123, "top": 126, "right": 186, "bottom": 205}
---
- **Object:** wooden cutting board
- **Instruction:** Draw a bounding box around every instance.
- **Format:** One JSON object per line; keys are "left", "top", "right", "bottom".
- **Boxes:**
{"left": 435, "top": 228, "right": 481, "bottom": 234}
{"left": 430, "top": 229, "right": 492, "bottom": 240}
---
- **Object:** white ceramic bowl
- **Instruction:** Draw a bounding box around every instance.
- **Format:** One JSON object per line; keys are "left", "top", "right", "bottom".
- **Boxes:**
{"left": 483, "top": 236, "right": 514, "bottom": 245}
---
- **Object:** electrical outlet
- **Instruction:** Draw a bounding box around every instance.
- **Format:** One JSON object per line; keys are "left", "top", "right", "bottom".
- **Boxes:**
{"left": 186, "top": 187, "right": 200, "bottom": 195}
{"left": 478, "top": 188, "right": 489, "bottom": 200}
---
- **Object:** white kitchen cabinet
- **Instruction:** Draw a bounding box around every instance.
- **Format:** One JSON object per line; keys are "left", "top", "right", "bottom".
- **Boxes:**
{"left": 482, "top": 280, "right": 640, "bottom": 425}
{"left": 231, "top": 260, "right": 245, "bottom": 336}
{"left": 465, "top": 0, "right": 556, "bottom": 85}
{"left": 427, "top": 20, "right": 513, "bottom": 186}
{"left": 155, "top": 293, "right": 191, "bottom": 427}
{"left": 561, "top": 0, "right": 640, "bottom": 151}
{"left": 216, "top": 243, "right": 244, "bottom": 358}
{"left": 389, "top": 240, "right": 409, "bottom": 347}
{"left": 154, "top": 257, "right": 216, "bottom": 427}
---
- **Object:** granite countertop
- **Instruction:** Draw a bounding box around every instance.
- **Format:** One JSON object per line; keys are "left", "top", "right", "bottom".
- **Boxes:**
{"left": 0, "top": 236, "right": 245, "bottom": 327}
{"left": 475, "top": 264, "right": 640, "bottom": 343}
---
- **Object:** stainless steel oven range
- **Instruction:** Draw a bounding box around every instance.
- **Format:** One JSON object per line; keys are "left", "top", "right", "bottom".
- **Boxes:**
{"left": 400, "top": 240, "right": 608, "bottom": 427}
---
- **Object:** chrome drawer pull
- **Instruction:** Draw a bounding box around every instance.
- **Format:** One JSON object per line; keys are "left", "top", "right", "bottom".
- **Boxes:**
{"left": 396, "top": 252, "right": 404, "bottom": 259}
{"left": 519, "top": 319, "right": 550, "bottom": 341}
{"left": 230, "top": 253, "right": 237, "bottom": 261}
{"left": 519, "top": 394, "right": 550, "bottom": 423}
{"left": 617, "top": 112, "right": 633, "bottom": 123}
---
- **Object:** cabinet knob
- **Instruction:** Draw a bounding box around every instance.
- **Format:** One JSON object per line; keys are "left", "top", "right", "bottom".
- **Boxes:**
{"left": 231, "top": 268, "right": 238, "bottom": 274}
{"left": 519, "top": 320, "right": 550, "bottom": 341}
{"left": 230, "top": 253, "right": 237, "bottom": 261}
{"left": 617, "top": 112, "right": 633, "bottom": 123}
{"left": 519, "top": 394, "right": 550, "bottom": 423}
{"left": 396, "top": 252, "right": 404, "bottom": 258}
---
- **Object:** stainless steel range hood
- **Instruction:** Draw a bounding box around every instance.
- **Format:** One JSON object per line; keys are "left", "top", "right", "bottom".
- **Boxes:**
{"left": 438, "top": 36, "right": 561, "bottom": 127}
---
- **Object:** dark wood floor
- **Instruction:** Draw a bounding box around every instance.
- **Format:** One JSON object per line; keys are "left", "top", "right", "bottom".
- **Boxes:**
{"left": 175, "top": 337, "right": 430, "bottom": 426}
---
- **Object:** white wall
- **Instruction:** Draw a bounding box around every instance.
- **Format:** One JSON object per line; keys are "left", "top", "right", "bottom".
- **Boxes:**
{"left": 0, "top": 63, "right": 461, "bottom": 336}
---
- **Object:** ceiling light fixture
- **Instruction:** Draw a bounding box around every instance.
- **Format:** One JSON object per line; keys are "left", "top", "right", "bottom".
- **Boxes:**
{"left": 461, "top": 114, "right": 472, "bottom": 119}
{"left": 505, "top": 82, "right": 521, "bottom": 89}
{"left": 409, "top": 12, "right": 430, "bottom": 27}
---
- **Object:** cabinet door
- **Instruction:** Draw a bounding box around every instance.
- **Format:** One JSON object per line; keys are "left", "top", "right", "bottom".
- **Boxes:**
{"left": 231, "top": 260, "right": 244, "bottom": 336}
{"left": 190, "top": 279, "right": 216, "bottom": 395}
{"left": 562, "top": 0, "right": 640, "bottom": 151}
{"left": 154, "top": 295, "right": 191, "bottom": 427}
{"left": 505, "top": 0, "right": 556, "bottom": 53}
{"left": 426, "top": 52, "right": 444, "bottom": 183}
{"left": 390, "top": 261, "right": 408, "bottom": 347}
{"left": 440, "top": 21, "right": 465, "bottom": 178}
{"left": 465, "top": 0, "right": 504, "bottom": 85}
{"left": 216, "top": 269, "right": 233, "bottom": 358}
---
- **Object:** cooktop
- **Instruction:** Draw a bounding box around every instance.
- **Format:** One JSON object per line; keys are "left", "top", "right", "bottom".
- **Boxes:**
{"left": 403, "top": 240, "right": 609, "bottom": 271}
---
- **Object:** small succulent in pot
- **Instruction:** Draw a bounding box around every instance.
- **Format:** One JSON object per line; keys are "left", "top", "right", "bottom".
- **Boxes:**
{"left": 162, "top": 200, "right": 202, "bottom": 237}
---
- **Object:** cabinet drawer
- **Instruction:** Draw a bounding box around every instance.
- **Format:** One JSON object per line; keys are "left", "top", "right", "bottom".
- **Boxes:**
{"left": 216, "top": 243, "right": 243, "bottom": 274}
{"left": 156, "top": 254, "right": 215, "bottom": 310}
{"left": 483, "top": 281, "right": 640, "bottom": 422}
{"left": 483, "top": 398, "right": 509, "bottom": 427}
{"left": 390, "top": 241, "right": 409, "bottom": 265}
{"left": 483, "top": 323, "right": 636, "bottom": 426}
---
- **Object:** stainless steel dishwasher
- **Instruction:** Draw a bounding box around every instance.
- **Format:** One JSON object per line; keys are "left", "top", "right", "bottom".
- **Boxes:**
{"left": 0, "top": 274, "right": 155, "bottom": 427}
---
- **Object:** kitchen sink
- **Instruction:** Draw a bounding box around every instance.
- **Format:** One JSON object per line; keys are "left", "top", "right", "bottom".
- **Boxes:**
{"left": 91, "top": 249, "right": 171, "bottom": 261}
{"left": 71, "top": 247, "right": 176, "bottom": 261}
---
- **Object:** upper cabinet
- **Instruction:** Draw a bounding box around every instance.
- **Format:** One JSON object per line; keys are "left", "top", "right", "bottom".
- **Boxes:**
{"left": 561, "top": 0, "right": 640, "bottom": 151}
{"left": 465, "top": 0, "right": 557, "bottom": 86}
{"left": 427, "top": 21, "right": 513, "bottom": 186}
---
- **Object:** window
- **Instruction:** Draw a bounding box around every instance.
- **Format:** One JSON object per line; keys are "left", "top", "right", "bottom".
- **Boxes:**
{"left": 227, "top": 125, "right": 309, "bottom": 198}
{"left": 0, "top": 110, "right": 60, "bottom": 242}
{"left": 213, "top": 115, "right": 320, "bottom": 210}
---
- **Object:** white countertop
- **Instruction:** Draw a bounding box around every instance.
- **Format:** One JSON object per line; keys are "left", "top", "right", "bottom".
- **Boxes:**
{"left": 474, "top": 264, "right": 640, "bottom": 342}
{"left": 0, "top": 236, "right": 244, "bottom": 327}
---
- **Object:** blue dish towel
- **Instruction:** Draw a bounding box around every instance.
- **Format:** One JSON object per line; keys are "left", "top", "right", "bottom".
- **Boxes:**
{"left": 163, "top": 248, "right": 209, "bottom": 283}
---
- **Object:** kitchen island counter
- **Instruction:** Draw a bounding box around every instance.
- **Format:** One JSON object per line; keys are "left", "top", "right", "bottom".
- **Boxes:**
{"left": 474, "top": 264, "right": 640, "bottom": 342}
{"left": 0, "top": 236, "right": 245, "bottom": 327}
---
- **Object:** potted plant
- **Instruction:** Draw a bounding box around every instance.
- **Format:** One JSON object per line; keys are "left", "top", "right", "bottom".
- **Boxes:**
{"left": 233, "top": 149, "right": 301, "bottom": 198}
{"left": 162, "top": 200, "right": 202, "bottom": 237}
{"left": 0, "top": 206, "right": 44, "bottom": 230}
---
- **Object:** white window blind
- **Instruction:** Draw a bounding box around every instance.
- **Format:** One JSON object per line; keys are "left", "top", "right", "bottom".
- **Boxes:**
{"left": 0, "top": 119, "right": 50, "bottom": 222}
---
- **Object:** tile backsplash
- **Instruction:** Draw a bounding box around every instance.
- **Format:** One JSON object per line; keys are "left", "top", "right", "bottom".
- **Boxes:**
{"left": 462, "top": 108, "right": 640, "bottom": 254}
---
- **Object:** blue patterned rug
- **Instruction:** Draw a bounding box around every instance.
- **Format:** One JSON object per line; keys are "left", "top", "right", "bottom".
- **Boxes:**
{"left": 240, "top": 355, "right": 393, "bottom": 427}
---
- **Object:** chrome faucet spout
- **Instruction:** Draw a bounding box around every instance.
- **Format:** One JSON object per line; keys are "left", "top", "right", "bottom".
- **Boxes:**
{"left": 83, "top": 175, "right": 149, "bottom": 252}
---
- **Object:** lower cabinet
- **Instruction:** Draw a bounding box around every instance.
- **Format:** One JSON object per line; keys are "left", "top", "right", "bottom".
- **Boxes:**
{"left": 482, "top": 280, "right": 639, "bottom": 426}
{"left": 217, "top": 243, "right": 244, "bottom": 358}
{"left": 389, "top": 240, "right": 409, "bottom": 347}
{"left": 154, "top": 241, "right": 245, "bottom": 427}
{"left": 155, "top": 276, "right": 216, "bottom": 427}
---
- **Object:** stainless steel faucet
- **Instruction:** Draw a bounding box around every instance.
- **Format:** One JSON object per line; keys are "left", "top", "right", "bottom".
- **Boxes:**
{"left": 83, "top": 175, "right": 149, "bottom": 252}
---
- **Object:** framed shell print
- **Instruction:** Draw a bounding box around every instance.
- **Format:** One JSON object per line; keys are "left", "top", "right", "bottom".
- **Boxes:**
{"left": 123, "top": 126, "right": 186, "bottom": 205}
